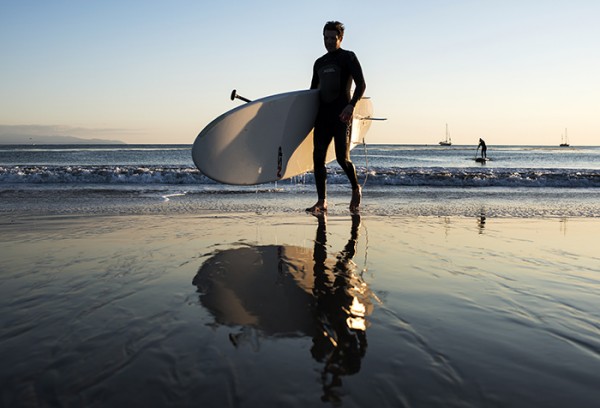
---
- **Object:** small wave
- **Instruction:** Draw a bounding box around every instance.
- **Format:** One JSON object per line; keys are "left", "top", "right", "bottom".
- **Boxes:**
{"left": 355, "top": 167, "right": 600, "bottom": 188}
{"left": 1, "top": 165, "right": 600, "bottom": 188}
{"left": 0, "top": 165, "right": 212, "bottom": 185}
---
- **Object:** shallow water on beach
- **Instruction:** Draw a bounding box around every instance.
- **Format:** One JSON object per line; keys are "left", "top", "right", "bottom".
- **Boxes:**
{"left": 3, "top": 186, "right": 600, "bottom": 219}
{"left": 1, "top": 213, "right": 599, "bottom": 407}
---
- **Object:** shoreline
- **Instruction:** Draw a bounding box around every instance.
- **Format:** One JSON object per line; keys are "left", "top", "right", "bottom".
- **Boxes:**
{"left": 3, "top": 185, "right": 600, "bottom": 218}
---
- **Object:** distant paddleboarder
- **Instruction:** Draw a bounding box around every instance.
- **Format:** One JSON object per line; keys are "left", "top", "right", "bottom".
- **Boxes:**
{"left": 477, "top": 138, "right": 487, "bottom": 159}
{"left": 306, "top": 21, "right": 366, "bottom": 214}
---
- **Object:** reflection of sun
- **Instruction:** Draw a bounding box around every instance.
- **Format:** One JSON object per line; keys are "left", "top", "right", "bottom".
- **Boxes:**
{"left": 347, "top": 297, "right": 367, "bottom": 331}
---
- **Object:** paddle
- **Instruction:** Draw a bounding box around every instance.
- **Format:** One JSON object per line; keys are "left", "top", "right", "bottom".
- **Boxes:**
{"left": 230, "top": 90, "right": 387, "bottom": 123}
{"left": 230, "top": 89, "right": 252, "bottom": 103}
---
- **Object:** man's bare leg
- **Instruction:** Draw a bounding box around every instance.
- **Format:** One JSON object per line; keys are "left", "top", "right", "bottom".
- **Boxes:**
{"left": 349, "top": 186, "right": 361, "bottom": 213}
{"left": 306, "top": 199, "right": 328, "bottom": 214}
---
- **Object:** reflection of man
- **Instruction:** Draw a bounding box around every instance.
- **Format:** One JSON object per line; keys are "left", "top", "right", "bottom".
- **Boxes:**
{"left": 311, "top": 213, "right": 369, "bottom": 403}
{"left": 192, "top": 214, "right": 371, "bottom": 403}
{"left": 477, "top": 209, "right": 486, "bottom": 233}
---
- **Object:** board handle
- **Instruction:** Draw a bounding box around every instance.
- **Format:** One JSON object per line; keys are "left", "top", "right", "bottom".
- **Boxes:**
{"left": 230, "top": 89, "right": 252, "bottom": 103}
{"left": 362, "top": 117, "right": 387, "bottom": 121}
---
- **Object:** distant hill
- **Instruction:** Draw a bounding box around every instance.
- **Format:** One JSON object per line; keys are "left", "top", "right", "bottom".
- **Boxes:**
{"left": 0, "top": 134, "right": 126, "bottom": 144}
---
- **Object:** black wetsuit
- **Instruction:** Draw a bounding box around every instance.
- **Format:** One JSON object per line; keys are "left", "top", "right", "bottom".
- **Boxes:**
{"left": 310, "top": 48, "right": 366, "bottom": 200}
{"left": 478, "top": 139, "right": 487, "bottom": 158}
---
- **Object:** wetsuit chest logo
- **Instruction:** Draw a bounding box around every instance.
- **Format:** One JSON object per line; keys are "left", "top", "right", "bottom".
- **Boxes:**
{"left": 318, "top": 63, "right": 342, "bottom": 103}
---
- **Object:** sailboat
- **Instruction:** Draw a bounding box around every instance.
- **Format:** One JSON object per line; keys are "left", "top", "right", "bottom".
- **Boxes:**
{"left": 560, "top": 128, "right": 570, "bottom": 147}
{"left": 439, "top": 123, "right": 452, "bottom": 146}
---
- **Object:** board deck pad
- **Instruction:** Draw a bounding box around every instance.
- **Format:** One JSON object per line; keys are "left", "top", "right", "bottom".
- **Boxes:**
{"left": 192, "top": 90, "right": 373, "bottom": 185}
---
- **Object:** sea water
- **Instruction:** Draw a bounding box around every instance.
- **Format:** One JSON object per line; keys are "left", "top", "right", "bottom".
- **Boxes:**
{"left": 1, "top": 144, "right": 600, "bottom": 216}
{"left": 2, "top": 144, "right": 600, "bottom": 407}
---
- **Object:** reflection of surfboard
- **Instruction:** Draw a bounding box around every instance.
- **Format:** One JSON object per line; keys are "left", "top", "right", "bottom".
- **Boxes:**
{"left": 192, "top": 244, "right": 374, "bottom": 337}
{"left": 192, "top": 90, "right": 373, "bottom": 185}
{"left": 193, "top": 245, "right": 321, "bottom": 337}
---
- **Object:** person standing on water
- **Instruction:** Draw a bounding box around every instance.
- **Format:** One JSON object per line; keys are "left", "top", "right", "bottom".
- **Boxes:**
{"left": 306, "top": 21, "right": 366, "bottom": 214}
{"left": 477, "top": 138, "right": 487, "bottom": 159}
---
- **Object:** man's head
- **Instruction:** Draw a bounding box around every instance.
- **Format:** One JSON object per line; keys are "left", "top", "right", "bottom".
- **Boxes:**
{"left": 323, "top": 21, "right": 344, "bottom": 53}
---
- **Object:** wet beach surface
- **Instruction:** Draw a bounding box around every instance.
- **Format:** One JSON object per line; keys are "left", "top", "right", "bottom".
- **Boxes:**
{"left": 1, "top": 207, "right": 599, "bottom": 407}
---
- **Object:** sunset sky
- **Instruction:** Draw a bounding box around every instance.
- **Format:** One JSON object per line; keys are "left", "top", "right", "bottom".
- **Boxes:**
{"left": 1, "top": 0, "right": 599, "bottom": 145}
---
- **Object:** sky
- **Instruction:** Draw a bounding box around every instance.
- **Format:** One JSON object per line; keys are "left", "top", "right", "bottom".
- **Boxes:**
{"left": 1, "top": 0, "right": 599, "bottom": 145}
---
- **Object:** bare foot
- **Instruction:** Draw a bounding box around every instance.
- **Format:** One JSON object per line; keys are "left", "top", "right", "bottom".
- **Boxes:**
{"left": 349, "top": 186, "right": 361, "bottom": 213}
{"left": 306, "top": 200, "right": 327, "bottom": 214}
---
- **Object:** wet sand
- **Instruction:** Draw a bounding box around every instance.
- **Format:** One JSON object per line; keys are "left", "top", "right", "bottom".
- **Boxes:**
{"left": 1, "top": 211, "right": 599, "bottom": 407}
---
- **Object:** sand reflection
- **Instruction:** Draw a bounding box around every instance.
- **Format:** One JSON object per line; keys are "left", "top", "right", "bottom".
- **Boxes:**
{"left": 193, "top": 213, "right": 372, "bottom": 402}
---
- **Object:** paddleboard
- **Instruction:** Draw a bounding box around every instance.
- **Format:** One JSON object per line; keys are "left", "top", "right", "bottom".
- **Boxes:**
{"left": 475, "top": 158, "right": 489, "bottom": 163}
{"left": 192, "top": 89, "right": 373, "bottom": 185}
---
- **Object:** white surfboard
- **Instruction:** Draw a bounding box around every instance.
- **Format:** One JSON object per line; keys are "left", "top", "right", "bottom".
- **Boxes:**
{"left": 192, "top": 89, "right": 373, "bottom": 185}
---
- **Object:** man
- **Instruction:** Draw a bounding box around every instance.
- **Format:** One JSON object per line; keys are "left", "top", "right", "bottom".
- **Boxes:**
{"left": 477, "top": 138, "right": 487, "bottom": 159}
{"left": 306, "top": 21, "right": 366, "bottom": 214}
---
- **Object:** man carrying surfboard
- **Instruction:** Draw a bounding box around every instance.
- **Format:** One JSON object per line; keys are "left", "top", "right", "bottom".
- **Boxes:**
{"left": 306, "top": 21, "right": 366, "bottom": 214}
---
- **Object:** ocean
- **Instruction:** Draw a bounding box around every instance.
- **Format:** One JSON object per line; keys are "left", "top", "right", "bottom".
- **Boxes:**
{"left": 2, "top": 143, "right": 600, "bottom": 406}
{"left": 2, "top": 143, "right": 600, "bottom": 217}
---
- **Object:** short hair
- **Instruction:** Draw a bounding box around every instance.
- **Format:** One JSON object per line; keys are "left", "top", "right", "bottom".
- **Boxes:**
{"left": 323, "top": 21, "right": 345, "bottom": 38}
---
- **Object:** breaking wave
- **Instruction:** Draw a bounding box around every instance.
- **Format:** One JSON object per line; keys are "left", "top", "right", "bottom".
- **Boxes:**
{"left": 2, "top": 165, "right": 599, "bottom": 188}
